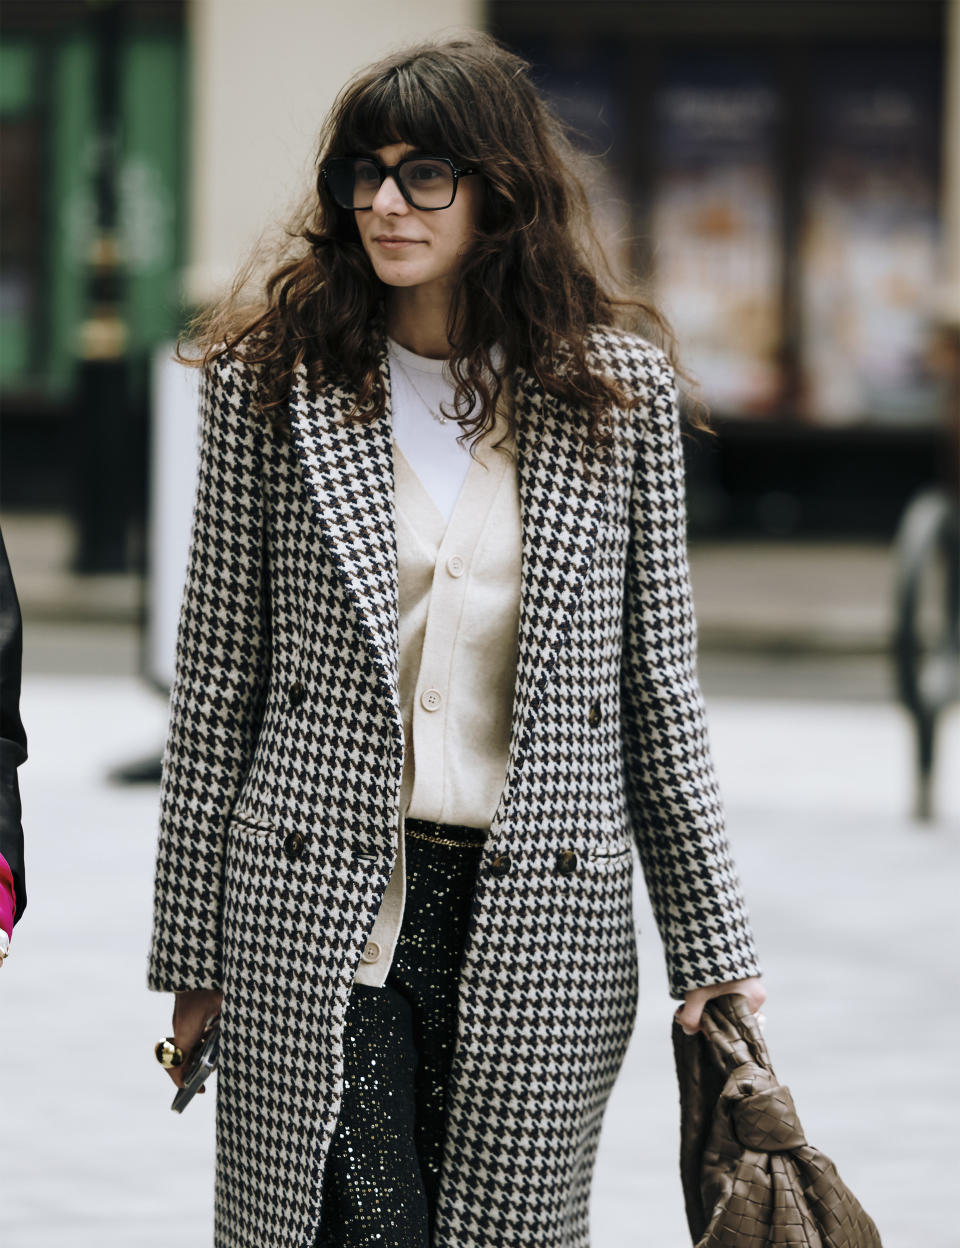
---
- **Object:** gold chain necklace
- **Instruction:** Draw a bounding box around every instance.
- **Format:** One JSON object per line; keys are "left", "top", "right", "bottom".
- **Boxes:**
{"left": 392, "top": 355, "right": 451, "bottom": 426}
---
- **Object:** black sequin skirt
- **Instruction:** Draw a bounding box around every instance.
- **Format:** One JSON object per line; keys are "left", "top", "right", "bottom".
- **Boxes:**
{"left": 315, "top": 817, "right": 485, "bottom": 1248}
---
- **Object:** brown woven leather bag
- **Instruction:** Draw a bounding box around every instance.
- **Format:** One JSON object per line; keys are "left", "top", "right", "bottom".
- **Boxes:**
{"left": 672, "top": 994, "right": 883, "bottom": 1247}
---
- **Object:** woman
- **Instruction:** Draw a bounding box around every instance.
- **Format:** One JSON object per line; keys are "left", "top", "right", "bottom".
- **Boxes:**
{"left": 149, "top": 33, "right": 765, "bottom": 1248}
{"left": 0, "top": 527, "right": 27, "bottom": 970}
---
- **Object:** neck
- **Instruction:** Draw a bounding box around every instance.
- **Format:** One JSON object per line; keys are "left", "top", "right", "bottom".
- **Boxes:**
{"left": 386, "top": 284, "right": 456, "bottom": 359}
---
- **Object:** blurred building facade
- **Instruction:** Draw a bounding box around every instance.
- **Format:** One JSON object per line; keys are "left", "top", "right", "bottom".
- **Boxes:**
{"left": 2, "top": 0, "right": 187, "bottom": 528}
{"left": 490, "top": 0, "right": 956, "bottom": 536}
{"left": 0, "top": 0, "right": 480, "bottom": 565}
{"left": 1, "top": 0, "right": 956, "bottom": 562}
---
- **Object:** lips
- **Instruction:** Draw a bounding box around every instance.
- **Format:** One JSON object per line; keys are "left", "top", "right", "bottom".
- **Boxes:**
{"left": 374, "top": 236, "right": 423, "bottom": 247}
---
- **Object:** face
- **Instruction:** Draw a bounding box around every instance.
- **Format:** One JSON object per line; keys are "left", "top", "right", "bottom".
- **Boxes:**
{"left": 353, "top": 142, "right": 482, "bottom": 296}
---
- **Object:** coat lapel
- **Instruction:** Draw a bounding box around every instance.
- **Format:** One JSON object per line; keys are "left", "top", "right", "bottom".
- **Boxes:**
{"left": 287, "top": 338, "right": 612, "bottom": 801}
{"left": 287, "top": 341, "right": 401, "bottom": 720}
{"left": 494, "top": 366, "right": 612, "bottom": 824}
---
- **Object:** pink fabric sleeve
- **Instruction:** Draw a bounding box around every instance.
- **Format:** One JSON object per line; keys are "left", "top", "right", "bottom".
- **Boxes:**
{"left": 0, "top": 852, "right": 16, "bottom": 940}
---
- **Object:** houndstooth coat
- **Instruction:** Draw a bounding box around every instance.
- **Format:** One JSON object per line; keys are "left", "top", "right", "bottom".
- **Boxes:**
{"left": 148, "top": 326, "right": 761, "bottom": 1248}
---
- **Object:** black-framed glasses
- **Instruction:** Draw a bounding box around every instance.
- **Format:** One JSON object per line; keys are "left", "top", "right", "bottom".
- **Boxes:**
{"left": 320, "top": 155, "right": 478, "bottom": 212}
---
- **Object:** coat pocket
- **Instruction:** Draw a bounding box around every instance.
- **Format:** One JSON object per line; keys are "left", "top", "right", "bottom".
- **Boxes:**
{"left": 226, "top": 812, "right": 276, "bottom": 840}
{"left": 583, "top": 844, "right": 634, "bottom": 866}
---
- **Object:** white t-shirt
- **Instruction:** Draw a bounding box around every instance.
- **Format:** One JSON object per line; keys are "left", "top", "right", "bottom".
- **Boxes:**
{"left": 388, "top": 337, "right": 496, "bottom": 524}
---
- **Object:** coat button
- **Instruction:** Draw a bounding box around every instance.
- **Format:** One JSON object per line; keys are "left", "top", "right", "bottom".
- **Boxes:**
{"left": 556, "top": 849, "right": 578, "bottom": 876}
{"left": 360, "top": 940, "right": 381, "bottom": 964}
{"left": 446, "top": 555, "right": 465, "bottom": 578}
{"left": 587, "top": 701, "right": 602, "bottom": 728}
{"left": 283, "top": 831, "right": 305, "bottom": 861}
{"left": 289, "top": 681, "right": 306, "bottom": 708}
{"left": 490, "top": 852, "right": 512, "bottom": 877}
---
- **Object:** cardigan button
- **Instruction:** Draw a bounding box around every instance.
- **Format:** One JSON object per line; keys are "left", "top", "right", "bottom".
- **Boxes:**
{"left": 420, "top": 687, "right": 443, "bottom": 712}
{"left": 283, "top": 831, "right": 305, "bottom": 861}
{"left": 289, "top": 681, "right": 307, "bottom": 708}
{"left": 446, "top": 555, "right": 465, "bottom": 577}
{"left": 587, "top": 701, "right": 602, "bottom": 728}
{"left": 360, "top": 940, "right": 381, "bottom": 964}
{"left": 490, "top": 852, "right": 512, "bottom": 877}
{"left": 556, "top": 849, "right": 578, "bottom": 876}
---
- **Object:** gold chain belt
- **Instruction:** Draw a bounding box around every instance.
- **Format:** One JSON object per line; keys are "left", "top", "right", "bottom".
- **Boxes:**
{"left": 405, "top": 823, "right": 486, "bottom": 850}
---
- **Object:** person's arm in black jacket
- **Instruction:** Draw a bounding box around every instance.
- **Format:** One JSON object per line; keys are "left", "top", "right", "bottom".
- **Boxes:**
{"left": 0, "top": 527, "right": 28, "bottom": 944}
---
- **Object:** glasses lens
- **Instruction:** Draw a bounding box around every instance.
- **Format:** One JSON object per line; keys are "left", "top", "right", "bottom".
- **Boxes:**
{"left": 325, "top": 158, "right": 381, "bottom": 209}
{"left": 398, "top": 158, "right": 455, "bottom": 209}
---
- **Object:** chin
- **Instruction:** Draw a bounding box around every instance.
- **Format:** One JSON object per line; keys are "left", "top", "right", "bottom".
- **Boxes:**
{"left": 374, "top": 263, "right": 433, "bottom": 288}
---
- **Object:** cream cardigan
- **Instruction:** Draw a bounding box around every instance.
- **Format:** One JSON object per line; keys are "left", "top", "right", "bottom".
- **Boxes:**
{"left": 353, "top": 393, "right": 522, "bottom": 986}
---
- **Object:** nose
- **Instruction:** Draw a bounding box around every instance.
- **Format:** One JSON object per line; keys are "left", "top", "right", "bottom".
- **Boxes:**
{"left": 371, "top": 174, "right": 409, "bottom": 215}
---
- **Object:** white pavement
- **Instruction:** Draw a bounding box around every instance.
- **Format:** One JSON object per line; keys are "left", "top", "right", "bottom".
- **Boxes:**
{"left": 4, "top": 676, "right": 958, "bottom": 1248}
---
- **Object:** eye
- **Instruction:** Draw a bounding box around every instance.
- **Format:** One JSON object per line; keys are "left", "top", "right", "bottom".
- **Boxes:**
{"left": 405, "top": 160, "right": 446, "bottom": 183}
{"left": 354, "top": 161, "right": 381, "bottom": 186}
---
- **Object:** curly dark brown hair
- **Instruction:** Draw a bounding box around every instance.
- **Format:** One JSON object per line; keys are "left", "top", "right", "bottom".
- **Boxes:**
{"left": 180, "top": 32, "right": 707, "bottom": 445}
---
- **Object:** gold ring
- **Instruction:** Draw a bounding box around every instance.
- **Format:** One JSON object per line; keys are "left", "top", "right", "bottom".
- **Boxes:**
{"left": 155, "top": 1038, "right": 185, "bottom": 1069}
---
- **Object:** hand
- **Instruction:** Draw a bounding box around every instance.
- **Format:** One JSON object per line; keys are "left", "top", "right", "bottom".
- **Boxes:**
{"left": 164, "top": 989, "right": 223, "bottom": 1090}
{"left": 674, "top": 976, "right": 766, "bottom": 1036}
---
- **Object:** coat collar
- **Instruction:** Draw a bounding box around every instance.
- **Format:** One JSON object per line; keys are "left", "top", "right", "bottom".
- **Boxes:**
{"left": 288, "top": 332, "right": 612, "bottom": 821}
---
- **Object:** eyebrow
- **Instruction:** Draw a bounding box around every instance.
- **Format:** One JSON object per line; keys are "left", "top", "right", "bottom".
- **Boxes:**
{"left": 354, "top": 147, "right": 437, "bottom": 162}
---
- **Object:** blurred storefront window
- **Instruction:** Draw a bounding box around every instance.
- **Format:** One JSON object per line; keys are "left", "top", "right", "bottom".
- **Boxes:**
{"left": 528, "top": 44, "right": 634, "bottom": 279}
{"left": 799, "top": 50, "right": 942, "bottom": 427}
{"left": 1, "top": 3, "right": 185, "bottom": 400}
{"left": 652, "top": 57, "right": 783, "bottom": 418}
{"left": 493, "top": 5, "right": 945, "bottom": 434}
{"left": 0, "top": 41, "right": 42, "bottom": 385}
{"left": 492, "top": 1, "right": 947, "bottom": 534}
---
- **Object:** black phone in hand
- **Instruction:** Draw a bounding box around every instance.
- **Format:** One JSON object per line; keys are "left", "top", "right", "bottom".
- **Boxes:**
{"left": 171, "top": 1014, "right": 220, "bottom": 1113}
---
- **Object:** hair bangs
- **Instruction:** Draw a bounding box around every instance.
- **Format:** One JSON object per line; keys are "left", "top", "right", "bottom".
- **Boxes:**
{"left": 329, "top": 60, "right": 473, "bottom": 164}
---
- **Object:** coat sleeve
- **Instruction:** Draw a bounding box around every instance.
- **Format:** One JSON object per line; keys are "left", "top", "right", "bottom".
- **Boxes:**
{"left": 147, "top": 354, "right": 269, "bottom": 993}
{"left": 620, "top": 349, "right": 761, "bottom": 1000}
{"left": 0, "top": 527, "right": 27, "bottom": 930}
